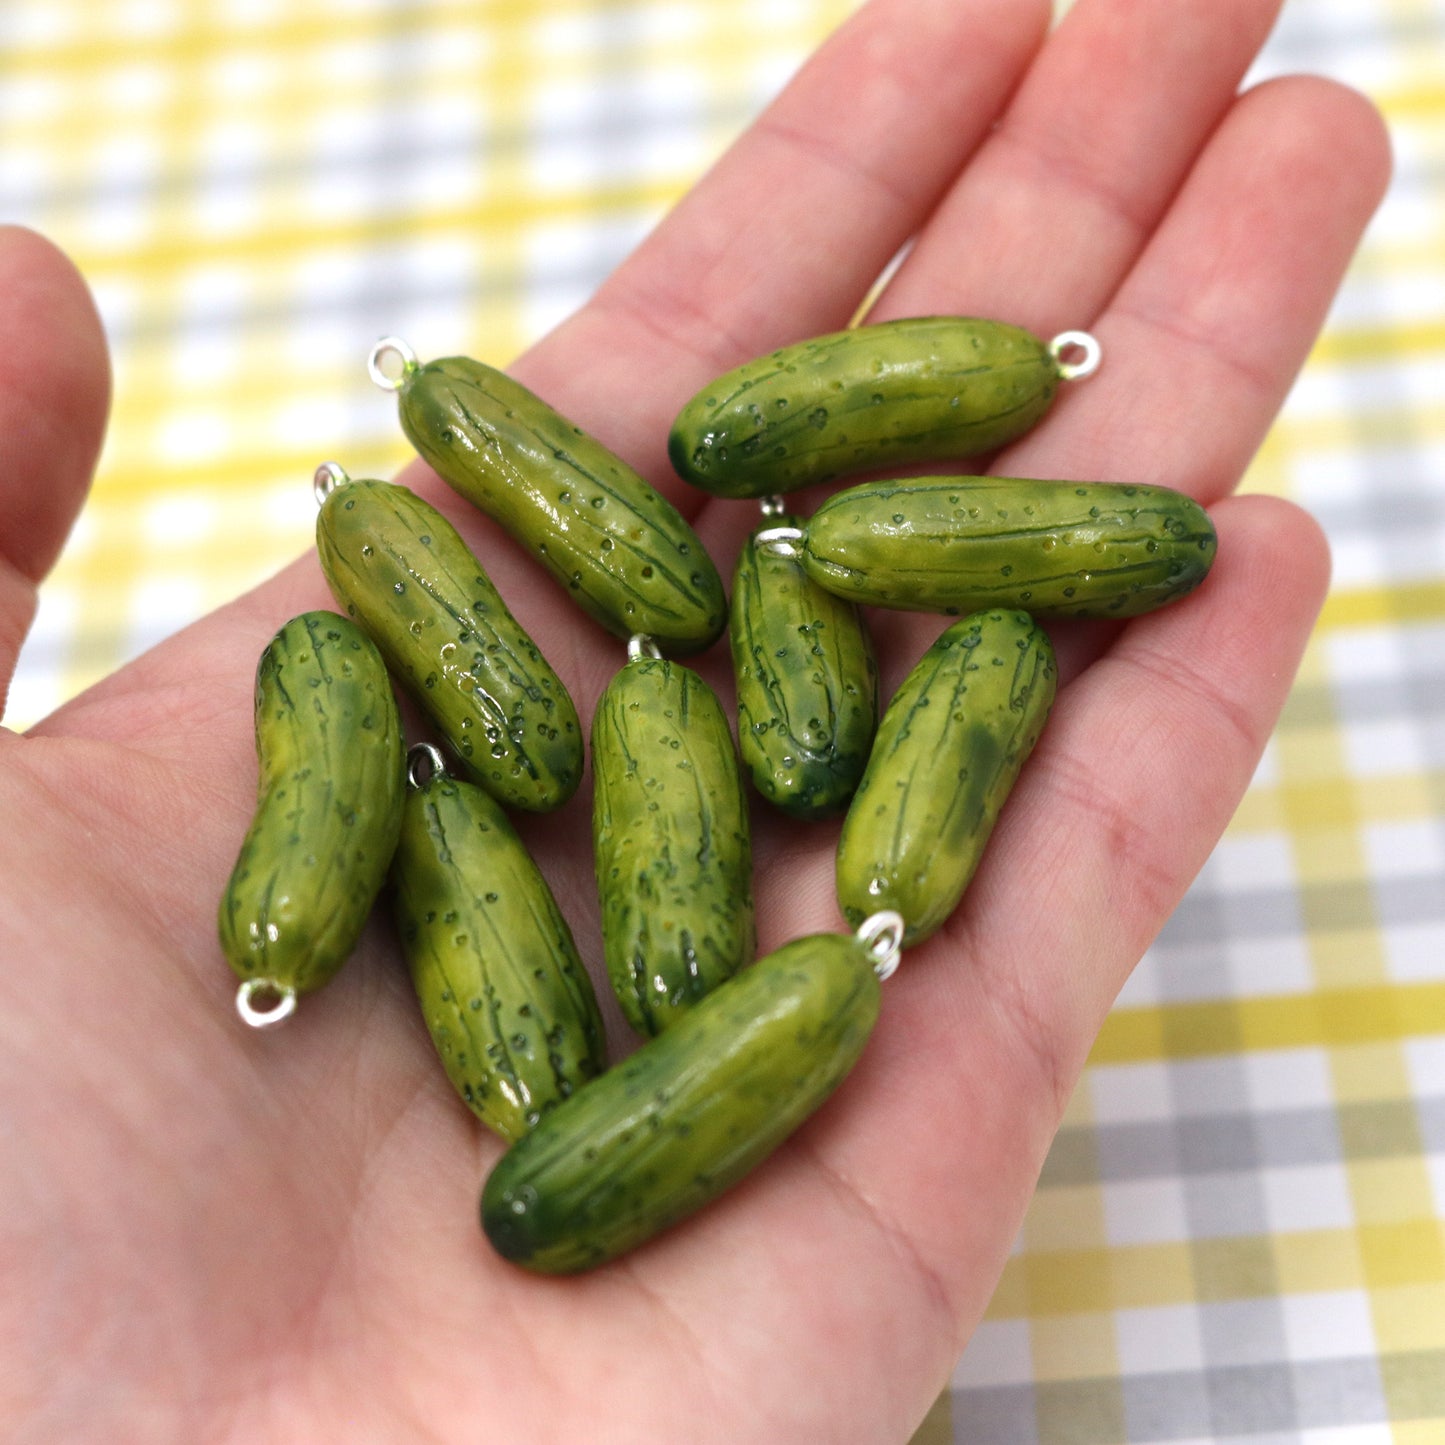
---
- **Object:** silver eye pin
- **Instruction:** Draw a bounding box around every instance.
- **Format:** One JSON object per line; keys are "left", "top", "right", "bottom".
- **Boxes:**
{"left": 856, "top": 910, "right": 906, "bottom": 981}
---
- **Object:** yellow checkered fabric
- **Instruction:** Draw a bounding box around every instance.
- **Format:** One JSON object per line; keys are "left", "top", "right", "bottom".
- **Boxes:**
{"left": 5, "top": 2, "right": 1442, "bottom": 1441}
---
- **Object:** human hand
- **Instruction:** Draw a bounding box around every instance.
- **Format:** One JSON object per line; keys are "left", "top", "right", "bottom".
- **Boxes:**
{"left": 0, "top": 0, "right": 1389, "bottom": 1439}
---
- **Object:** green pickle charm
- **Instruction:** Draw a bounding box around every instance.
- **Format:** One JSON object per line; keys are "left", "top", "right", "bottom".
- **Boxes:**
{"left": 668, "top": 316, "right": 1100, "bottom": 499}
{"left": 314, "top": 465, "right": 583, "bottom": 813}
{"left": 392, "top": 745, "right": 607, "bottom": 1142}
{"left": 218, "top": 610, "right": 406, "bottom": 1026}
{"left": 731, "top": 509, "right": 879, "bottom": 818}
{"left": 481, "top": 915, "right": 902, "bottom": 1274}
{"left": 373, "top": 339, "right": 726, "bottom": 654}
{"left": 591, "top": 640, "right": 755, "bottom": 1036}
{"left": 799, "top": 476, "right": 1217, "bottom": 619}
{"left": 836, "top": 609, "right": 1057, "bottom": 945}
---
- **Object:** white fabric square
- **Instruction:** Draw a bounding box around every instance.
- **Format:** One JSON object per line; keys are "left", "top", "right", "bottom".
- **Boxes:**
{"left": 1208, "top": 831, "right": 1300, "bottom": 893}
{"left": 1102, "top": 1176, "right": 1191, "bottom": 1247}
{"left": 1363, "top": 819, "right": 1445, "bottom": 879}
{"left": 1382, "top": 919, "right": 1445, "bottom": 983}
{"left": 142, "top": 493, "right": 219, "bottom": 548}
{"left": 1243, "top": 1047, "right": 1334, "bottom": 1113}
{"left": 1114, "top": 1303, "right": 1206, "bottom": 1375}
{"left": 1341, "top": 714, "right": 1429, "bottom": 778}
{"left": 1280, "top": 1289, "right": 1378, "bottom": 1362}
{"left": 1403, "top": 1036, "right": 1445, "bottom": 1099}
{"left": 154, "top": 407, "right": 233, "bottom": 466}
{"left": 1088, "top": 1061, "right": 1176, "bottom": 1125}
{"left": 1261, "top": 1162, "right": 1356, "bottom": 1234}
{"left": 1226, "top": 933, "right": 1316, "bottom": 999}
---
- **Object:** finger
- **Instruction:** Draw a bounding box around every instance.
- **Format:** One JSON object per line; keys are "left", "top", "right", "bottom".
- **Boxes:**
{"left": 996, "top": 75, "right": 1393, "bottom": 502}
{"left": 874, "top": 0, "right": 1291, "bottom": 332}
{"left": 0, "top": 227, "right": 111, "bottom": 719}
{"left": 501, "top": 0, "right": 1053, "bottom": 492}
{"left": 799, "top": 493, "right": 1332, "bottom": 1344}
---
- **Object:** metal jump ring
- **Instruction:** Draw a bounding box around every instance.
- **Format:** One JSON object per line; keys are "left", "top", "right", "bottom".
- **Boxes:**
{"left": 627, "top": 634, "right": 662, "bottom": 661}
{"left": 367, "top": 336, "right": 419, "bottom": 391}
{"left": 754, "top": 524, "right": 805, "bottom": 558}
{"left": 1049, "top": 330, "right": 1103, "bottom": 381}
{"left": 856, "top": 910, "right": 906, "bottom": 981}
{"left": 759, "top": 495, "right": 788, "bottom": 519}
{"left": 313, "top": 460, "right": 350, "bottom": 505}
{"left": 406, "top": 741, "right": 448, "bottom": 790}
{"left": 236, "top": 978, "right": 298, "bottom": 1029}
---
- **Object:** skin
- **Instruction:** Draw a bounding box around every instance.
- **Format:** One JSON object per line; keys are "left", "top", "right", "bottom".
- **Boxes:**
{"left": 0, "top": 0, "right": 1390, "bottom": 1441}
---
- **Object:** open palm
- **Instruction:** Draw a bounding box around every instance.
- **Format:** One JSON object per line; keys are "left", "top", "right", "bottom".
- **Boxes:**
{"left": 1, "top": 0, "right": 1389, "bottom": 1440}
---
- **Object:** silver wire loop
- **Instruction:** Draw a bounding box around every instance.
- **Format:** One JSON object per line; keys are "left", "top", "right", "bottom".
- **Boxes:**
{"left": 367, "top": 336, "right": 419, "bottom": 391}
{"left": 1049, "top": 329, "right": 1103, "bottom": 381}
{"left": 754, "top": 525, "right": 805, "bottom": 558}
{"left": 856, "top": 910, "right": 906, "bottom": 981}
{"left": 406, "top": 741, "right": 448, "bottom": 790}
{"left": 236, "top": 978, "right": 298, "bottom": 1029}
{"left": 313, "top": 460, "right": 350, "bottom": 505}
{"left": 759, "top": 495, "right": 788, "bottom": 519}
{"left": 627, "top": 634, "right": 662, "bottom": 661}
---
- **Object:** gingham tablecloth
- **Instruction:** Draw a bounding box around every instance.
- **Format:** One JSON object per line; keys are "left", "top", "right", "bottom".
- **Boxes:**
{"left": 4, "top": 2, "right": 1443, "bottom": 1442}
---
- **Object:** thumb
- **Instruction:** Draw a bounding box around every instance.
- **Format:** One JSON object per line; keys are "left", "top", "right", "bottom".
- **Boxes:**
{"left": 0, "top": 227, "right": 111, "bottom": 723}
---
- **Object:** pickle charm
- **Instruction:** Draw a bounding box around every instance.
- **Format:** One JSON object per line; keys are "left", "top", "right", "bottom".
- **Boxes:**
{"left": 800, "top": 477, "right": 1217, "bottom": 619}
{"left": 374, "top": 340, "right": 726, "bottom": 654}
{"left": 669, "top": 317, "right": 1099, "bottom": 499}
{"left": 315, "top": 468, "right": 583, "bottom": 813}
{"left": 482, "top": 918, "right": 900, "bottom": 1274}
{"left": 218, "top": 610, "right": 406, "bottom": 1025}
{"left": 836, "top": 609, "right": 1057, "bottom": 945}
{"left": 591, "top": 641, "right": 755, "bottom": 1036}
{"left": 731, "top": 512, "right": 878, "bottom": 818}
{"left": 392, "top": 746, "right": 607, "bottom": 1142}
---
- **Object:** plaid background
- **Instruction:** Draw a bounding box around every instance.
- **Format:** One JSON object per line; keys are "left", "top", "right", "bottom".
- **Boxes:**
{"left": 3, "top": 1, "right": 1442, "bottom": 1441}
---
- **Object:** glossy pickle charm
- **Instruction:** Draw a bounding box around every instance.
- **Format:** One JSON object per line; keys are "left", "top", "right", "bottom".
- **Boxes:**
{"left": 731, "top": 505, "right": 879, "bottom": 818}
{"left": 218, "top": 610, "right": 406, "bottom": 1026}
{"left": 836, "top": 609, "right": 1057, "bottom": 945}
{"left": 392, "top": 745, "right": 607, "bottom": 1142}
{"left": 373, "top": 339, "right": 726, "bottom": 654}
{"left": 481, "top": 913, "right": 903, "bottom": 1274}
{"left": 799, "top": 476, "right": 1217, "bottom": 619}
{"left": 591, "top": 638, "right": 756, "bottom": 1036}
{"left": 314, "top": 465, "right": 583, "bottom": 813}
{"left": 668, "top": 316, "right": 1100, "bottom": 499}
